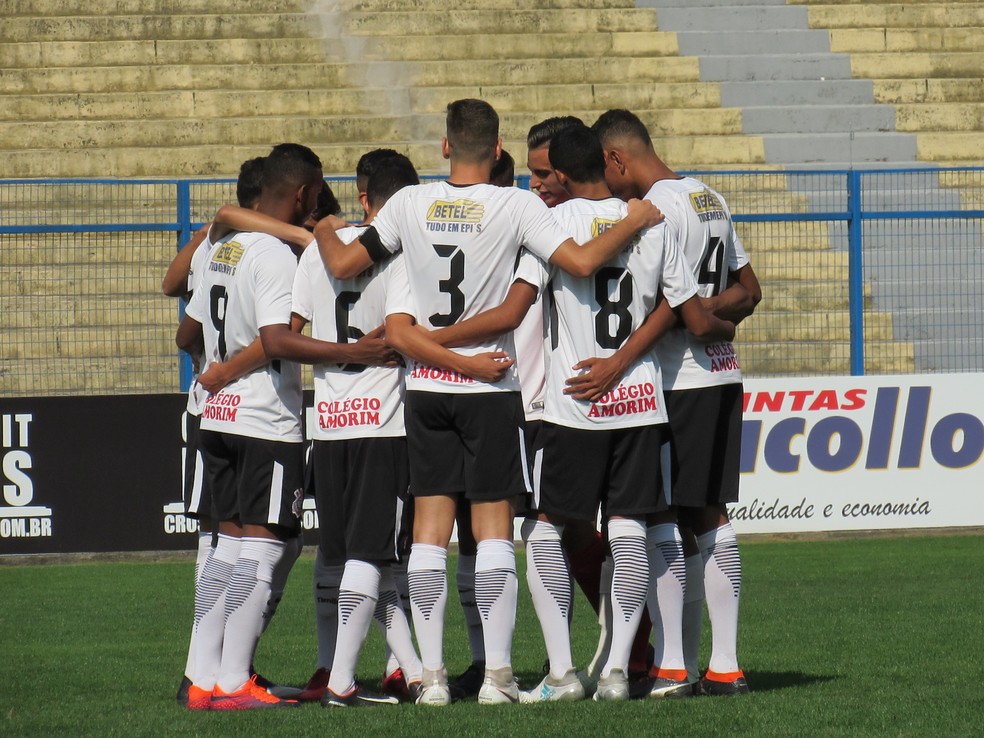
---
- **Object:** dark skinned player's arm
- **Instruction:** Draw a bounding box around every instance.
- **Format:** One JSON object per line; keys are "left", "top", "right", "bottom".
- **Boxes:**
{"left": 259, "top": 323, "right": 396, "bottom": 367}
{"left": 427, "top": 280, "right": 539, "bottom": 348}
{"left": 385, "top": 313, "right": 515, "bottom": 384}
{"left": 195, "top": 338, "right": 270, "bottom": 394}
{"left": 162, "top": 223, "right": 210, "bottom": 298}
{"left": 565, "top": 295, "right": 735, "bottom": 402}
{"left": 548, "top": 198, "right": 663, "bottom": 278}
{"left": 211, "top": 205, "right": 314, "bottom": 249}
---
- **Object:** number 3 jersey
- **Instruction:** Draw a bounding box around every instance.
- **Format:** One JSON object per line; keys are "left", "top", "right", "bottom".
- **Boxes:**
{"left": 185, "top": 230, "right": 303, "bottom": 442}
{"left": 372, "top": 181, "right": 570, "bottom": 394}
{"left": 537, "top": 197, "right": 697, "bottom": 430}
{"left": 291, "top": 226, "right": 405, "bottom": 440}
{"left": 645, "top": 178, "right": 749, "bottom": 389}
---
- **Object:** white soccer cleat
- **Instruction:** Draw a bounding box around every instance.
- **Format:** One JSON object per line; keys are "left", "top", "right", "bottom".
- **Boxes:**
{"left": 592, "top": 669, "right": 630, "bottom": 702}
{"left": 519, "top": 669, "right": 585, "bottom": 703}
{"left": 477, "top": 666, "right": 520, "bottom": 705}
{"left": 415, "top": 667, "right": 451, "bottom": 707}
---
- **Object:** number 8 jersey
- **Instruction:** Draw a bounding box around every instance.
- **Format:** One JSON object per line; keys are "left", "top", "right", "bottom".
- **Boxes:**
{"left": 541, "top": 197, "right": 697, "bottom": 430}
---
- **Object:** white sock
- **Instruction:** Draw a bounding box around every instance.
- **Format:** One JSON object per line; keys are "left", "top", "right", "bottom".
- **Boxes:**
{"left": 522, "top": 519, "right": 573, "bottom": 677}
{"left": 313, "top": 553, "right": 343, "bottom": 671}
{"left": 603, "top": 518, "right": 648, "bottom": 677}
{"left": 183, "top": 531, "right": 215, "bottom": 679}
{"left": 698, "top": 523, "right": 743, "bottom": 676}
{"left": 374, "top": 566, "right": 423, "bottom": 683}
{"left": 587, "top": 555, "right": 613, "bottom": 679}
{"left": 456, "top": 553, "right": 486, "bottom": 664}
{"left": 261, "top": 534, "right": 301, "bottom": 633}
{"left": 189, "top": 533, "right": 240, "bottom": 689}
{"left": 216, "top": 537, "right": 285, "bottom": 694}
{"left": 475, "top": 538, "right": 517, "bottom": 671}
{"left": 407, "top": 543, "right": 449, "bottom": 672}
{"left": 647, "top": 523, "right": 687, "bottom": 676}
{"left": 327, "top": 560, "right": 381, "bottom": 695}
{"left": 682, "top": 553, "right": 705, "bottom": 683}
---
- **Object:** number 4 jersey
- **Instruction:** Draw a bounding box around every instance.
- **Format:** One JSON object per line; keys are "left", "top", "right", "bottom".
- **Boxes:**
{"left": 291, "top": 226, "right": 405, "bottom": 440}
{"left": 185, "top": 230, "right": 303, "bottom": 442}
{"left": 538, "top": 197, "right": 697, "bottom": 430}
{"left": 646, "top": 178, "right": 749, "bottom": 389}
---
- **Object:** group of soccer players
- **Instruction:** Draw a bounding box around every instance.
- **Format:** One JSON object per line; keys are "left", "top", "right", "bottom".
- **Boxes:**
{"left": 168, "top": 98, "right": 761, "bottom": 710}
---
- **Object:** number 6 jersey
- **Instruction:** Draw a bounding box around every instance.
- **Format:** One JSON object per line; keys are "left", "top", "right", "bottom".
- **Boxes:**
{"left": 540, "top": 197, "right": 697, "bottom": 430}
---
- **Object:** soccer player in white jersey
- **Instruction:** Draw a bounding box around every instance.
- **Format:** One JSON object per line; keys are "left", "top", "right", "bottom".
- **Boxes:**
{"left": 314, "top": 98, "right": 663, "bottom": 706}
{"left": 175, "top": 145, "right": 332, "bottom": 710}
{"left": 591, "top": 109, "right": 761, "bottom": 696}
{"left": 289, "top": 155, "right": 425, "bottom": 707}
{"left": 516, "top": 124, "right": 735, "bottom": 702}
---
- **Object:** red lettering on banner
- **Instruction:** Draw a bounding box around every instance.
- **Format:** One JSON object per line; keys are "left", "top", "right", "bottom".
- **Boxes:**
{"left": 743, "top": 389, "right": 869, "bottom": 413}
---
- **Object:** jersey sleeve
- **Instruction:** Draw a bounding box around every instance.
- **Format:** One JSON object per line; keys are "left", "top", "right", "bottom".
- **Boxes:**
{"left": 657, "top": 226, "right": 699, "bottom": 308}
{"left": 251, "top": 240, "right": 297, "bottom": 329}
{"left": 512, "top": 190, "right": 571, "bottom": 262}
{"left": 513, "top": 248, "right": 552, "bottom": 295}
{"left": 186, "top": 233, "right": 213, "bottom": 298}
{"left": 290, "top": 247, "right": 315, "bottom": 322}
{"left": 184, "top": 270, "right": 208, "bottom": 323}
{"left": 365, "top": 189, "right": 406, "bottom": 257}
{"left": 383, "top": 252, "right": 415, "bottom": 318}
{"left": 723, "top": 200, "right": 750, "bottom": 271}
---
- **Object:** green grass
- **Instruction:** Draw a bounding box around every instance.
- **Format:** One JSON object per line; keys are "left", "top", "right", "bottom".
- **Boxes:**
{"left": 2, "top": 535, "right": 983, "bottom": 737}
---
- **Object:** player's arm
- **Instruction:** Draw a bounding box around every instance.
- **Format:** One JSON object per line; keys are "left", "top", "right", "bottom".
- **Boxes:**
{"left": 259, "top": 322, "right": 397, "bottom": 367}
{"left": 212, "top": 205, "right": 314, "bottom": 249}
{"left": 162, "top": 224, "right": 209, "bottom": 297}
{"left": 699, "top": 280, "right": 753, "bottom": 323}
{"left": 427, "top": 280, "right": 538, "bottom": 348}
{"left": 196, "top": 338, "right": 270, "bottom": 394}
{"left": 313, "top": 216, "right": 375, "bottom": 279}
{"left": 386, "top": 312, "right": 515, "bottom": 383}
{"left": 548, "top": 198, "right": 663, "bottom": 278}
{"left": 175, "top": 314, "right": 204, "bottom": 357}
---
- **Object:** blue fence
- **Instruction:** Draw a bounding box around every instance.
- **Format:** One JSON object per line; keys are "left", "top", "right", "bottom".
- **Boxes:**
{"left": 0, "top": 168, "right": 981, "bottom": 397}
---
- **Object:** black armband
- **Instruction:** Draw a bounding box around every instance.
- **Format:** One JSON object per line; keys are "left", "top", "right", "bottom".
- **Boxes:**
{"left": 361, "top": 226, "right": 391, "bottom": 264}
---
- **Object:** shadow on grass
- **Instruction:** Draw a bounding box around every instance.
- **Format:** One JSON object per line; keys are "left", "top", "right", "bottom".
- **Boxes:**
{"left": 747, "top": 671, "right": 837, "bottom": 693}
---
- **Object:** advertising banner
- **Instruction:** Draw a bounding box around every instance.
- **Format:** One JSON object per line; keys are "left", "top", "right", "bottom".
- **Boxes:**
{"left": 732, "top": 374, "right": 983, "bottom": 534}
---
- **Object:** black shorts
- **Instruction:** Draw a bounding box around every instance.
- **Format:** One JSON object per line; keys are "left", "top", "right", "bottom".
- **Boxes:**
{"left": 533, "top": 422, "right": 667, "bottom": 521}
{"left": 310, "top": 437, "right": 412, "bottom": 566}
{"left": 182, "top": 412, "right": 212, "bottom": 520}
{"left": 199, "top": 430, "right": 304, "bottom": 535}
{"left": 404, "top": 391, "right": 530, "bottom": 502}
{"left": 514, "top": 418, "right": 543, "bottom": 518}
{"left": 664, "top": 384, "right": 742, "bottom": 507}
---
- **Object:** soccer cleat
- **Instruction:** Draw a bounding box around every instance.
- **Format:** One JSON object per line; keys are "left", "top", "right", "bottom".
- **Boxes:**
{"left": 381, "top": 667, "right": 410, "bottom": 699}
{"left": 519, "top": 669, "right": 585, "bottom": 703}
{"left": 449, "top": 660, "right": 485, "bottom": 701}
{"left": 575, "top": 668, "right": 598, "bottom": 698}
{"left": 592, "top": 669, "right": 630, "bottom": 702}
{"left": 647, "top": 676, "right": 694, "bottom": 699}
{"left": 296, "top": 667, "right": 331, "bottom": 702}
{"left": 252, "top": 671, "right": 304, "bottom": 700}
{"left": 699, "top": 671, "right": 750, "bottom": 696}
{"left": 210, "top": 674, "right": 301, "bottom": 710}
{"left": 176, "top": 675, "right": 192, "bottom": 706}
{"left": 185, "top": 684, "right": 213, "bottom": 711}
{"left": 321, "top": 685, "right": 400, "bottom": 707}
{"left": 477, "top": 666, "right": 520, "bottom": 705}
{"left": 415, "top": 667, "right": 451, "bottom": 707}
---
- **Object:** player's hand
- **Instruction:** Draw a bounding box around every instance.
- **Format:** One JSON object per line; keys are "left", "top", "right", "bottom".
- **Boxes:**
{"left": 626, "top": 198, "right": 664, "bottom": 229}
{"left": 563, "top": 355, "right": 628, "bottom": 402}
{"left": 197, "top": 361, "right": 232, "bottom": 393}
{"left": 460, "top": 352, "right": 515, "bottom": 383}
{"left": 351, "top": 329, "right": 400, "bottom": 366}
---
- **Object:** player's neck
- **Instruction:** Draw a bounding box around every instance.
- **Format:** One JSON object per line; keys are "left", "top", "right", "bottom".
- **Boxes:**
{"left": 639, "top": 157, "right": 681, "bottom": 193}
{"left": 448, "top": 160, "right": 493, "bottom": 187}
{"left": 567, "top": 181, "right": 612, "bottom": 200}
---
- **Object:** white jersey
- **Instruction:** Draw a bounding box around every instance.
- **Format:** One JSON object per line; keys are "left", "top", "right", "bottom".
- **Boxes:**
{"left": 374, "top": 181, "right": 570, "bottom": 394}
{"left": 185, "top": 230, "right": 303, "bottom": 442}
{"left": 540, "top": 197, "right": 697, "bottom": 430}
{"left": 513, "top": 250, "right": 549, "bottom": 421}
{"left": 185, "top": 231, "right": 215, "bottom": 416}
{"left": 646, "top": 178, "right": 748, "bottom": 389}
{"left": 292, "top": 226, "right": 405, "bottom": 440}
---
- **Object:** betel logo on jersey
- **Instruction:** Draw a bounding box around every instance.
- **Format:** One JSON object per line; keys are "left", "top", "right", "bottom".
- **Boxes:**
{"left": 688, "top": 189, "right": 726, "bottom": 223}
{"left": 1, "top": 413, "right": 53, "bottom": 539}
{"left": 426, "top": 200, "right": 484, "bottom": 234}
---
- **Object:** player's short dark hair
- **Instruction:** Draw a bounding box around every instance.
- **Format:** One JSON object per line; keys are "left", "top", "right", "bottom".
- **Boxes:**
{"left": 356, "top": 148, "right": 402, "bottom": 192}
{"left": 236, "top": 156, "right": 265, "bottom": 207}
{"left": 366, "top": 154, "right": 419, "bottom": 208}
{"left": 262, "top": 143, "right": 323, "bottom": 197}
{"left": 548, "top": 124, "right": 606, "bottom": 184}
{"left": 526, "top": 116, "right": 584, "bottom": 150}
{"left": 591, "top": 109, "right": 653, "bottom": 149}
{"left": 446, "top": 99, "right": 499, "bottom": 163}
{"left": 490, "top": 149, "right": 515, "bottom": 187}
{"left": 310, "top": 181, "right": 342, "bottom": 221}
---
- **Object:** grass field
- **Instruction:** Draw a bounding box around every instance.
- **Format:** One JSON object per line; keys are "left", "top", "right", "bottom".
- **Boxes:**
{"left": 2, "top": 534, "right": 983, "bottom": 737}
